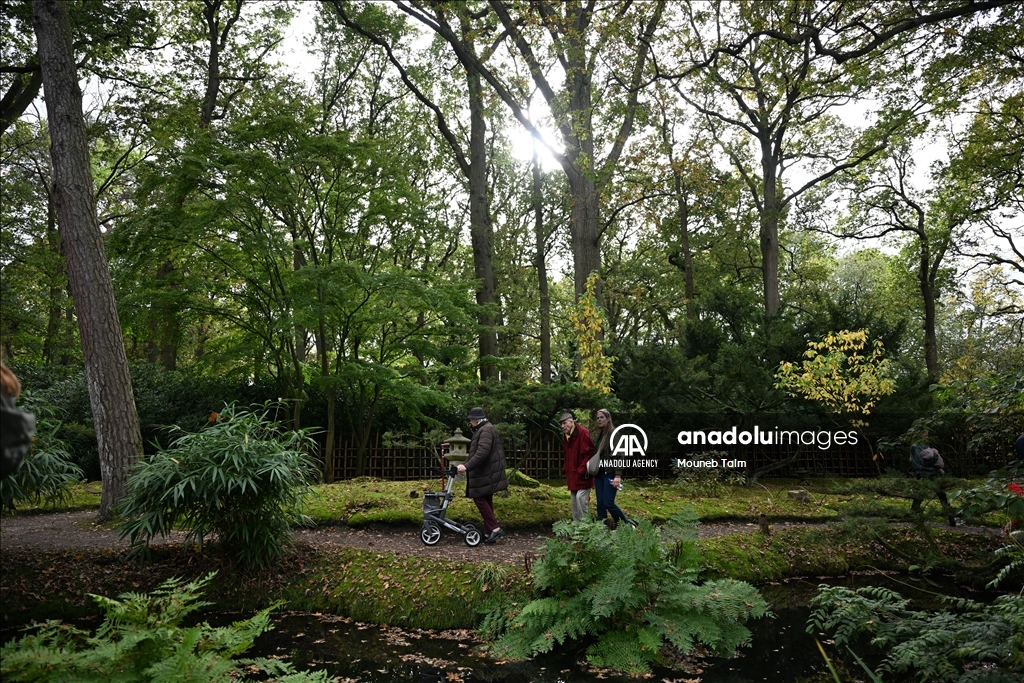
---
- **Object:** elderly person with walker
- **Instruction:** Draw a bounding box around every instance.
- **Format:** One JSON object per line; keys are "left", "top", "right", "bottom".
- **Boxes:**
{"left": 457, "top": 407, "right": 507, "bottom": 544}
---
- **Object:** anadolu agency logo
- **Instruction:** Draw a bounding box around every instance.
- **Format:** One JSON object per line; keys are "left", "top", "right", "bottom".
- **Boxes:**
{"left": 602, "top": 424, "right": 659, "bottom": 469}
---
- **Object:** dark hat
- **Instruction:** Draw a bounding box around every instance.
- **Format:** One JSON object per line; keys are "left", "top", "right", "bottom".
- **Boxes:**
{"left": 467, "top": 407, "right": 487, "bottom": 421}
{"left": 558, "top": 411, "right": 575, "bottom": 423}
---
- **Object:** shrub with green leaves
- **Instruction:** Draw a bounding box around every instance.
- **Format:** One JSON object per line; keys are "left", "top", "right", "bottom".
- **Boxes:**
{"left": 954, "top": 466, "right": 1024, "bottom": 588}
{"left": 0, "top": 398, "right": 82, "bottom": 514}
{"left": 117, "top": 403, "right": 318, "bottom": 567}
{"left": 480, "top": 510, "right": 770, "bottom": 675}
{"left": 0, "top": 573, "right": 333, "bottom": 682}
{"left": 808, "top": 585, "right": 1024, "bottom": 682}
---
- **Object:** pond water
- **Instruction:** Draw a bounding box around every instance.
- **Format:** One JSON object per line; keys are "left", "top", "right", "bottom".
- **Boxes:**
{"left": 244, "top": 573, "right": 998, "bottom": 683}
{"left": 250, "top": 604, "right": 816, "bottom": 682}
{"left": 0, "top": 572, "right": 1000, "bottom": 682}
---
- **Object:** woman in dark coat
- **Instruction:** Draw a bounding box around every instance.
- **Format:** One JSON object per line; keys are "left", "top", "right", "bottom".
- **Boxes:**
{"left": 592, "top": 408, "right": 631, "bottom": 528}
{"left": 457, "top": 407, "right": 507, "bottom": 543}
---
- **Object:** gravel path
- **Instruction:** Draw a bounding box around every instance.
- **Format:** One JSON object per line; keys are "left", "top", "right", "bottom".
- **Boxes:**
{"left": 0, "top": 510, "right": 997, "bottom": 565}
{"left": 0, "top": 510, "right": 791, "bottom": 558}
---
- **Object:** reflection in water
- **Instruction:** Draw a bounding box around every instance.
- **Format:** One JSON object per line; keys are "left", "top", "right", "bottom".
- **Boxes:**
{"left": 0, "top": 573, "right": 999, "bottom": 682}
{"left": 250, "top": 608, "right": 825, "bottom": 682}
{"left": 248, "top": 573, "right": 1002, "bottom": 683}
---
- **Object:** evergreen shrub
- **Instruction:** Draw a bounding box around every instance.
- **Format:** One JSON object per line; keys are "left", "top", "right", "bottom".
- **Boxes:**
{"left": 117, "top": 403, "right": 318, "bottom": 567}
{"left": 480, "top": 510, "right": 770, "bottom": 675}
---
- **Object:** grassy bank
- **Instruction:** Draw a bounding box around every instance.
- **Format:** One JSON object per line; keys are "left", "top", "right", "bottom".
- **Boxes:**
{"left": 304, "top": 475, "right": 977, "bottom": 527}
{"left": 1, "top": 523, "right": 1010, "bottom": 632}
{"left": 3, "top": 474, "right": 1013, "bottom": 632}
{"left": 0, "top": 544, "right": 489, "bottom": 631}
{"left": 13, "top": 475, "right": 983, "bottom": 527}
{"left": 699, "top": 522, "right": 1007, "bottom": 584}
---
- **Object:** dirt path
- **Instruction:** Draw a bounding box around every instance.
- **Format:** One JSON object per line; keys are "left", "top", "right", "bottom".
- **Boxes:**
{"left": 0, "top": 510, "right": 795, "bottom": 561}
{"left": 0, "top": 510, "right": 999, "bottom": 565}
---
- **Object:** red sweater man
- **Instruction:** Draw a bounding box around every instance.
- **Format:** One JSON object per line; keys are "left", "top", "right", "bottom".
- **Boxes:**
{"left": 559, "top": 411, "right": 594, "bottom": 522}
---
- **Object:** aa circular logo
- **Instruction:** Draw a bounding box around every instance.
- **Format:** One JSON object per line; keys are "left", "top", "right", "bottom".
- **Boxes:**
{"left": 610, "top": 424, "right": 648, "bottom": 458}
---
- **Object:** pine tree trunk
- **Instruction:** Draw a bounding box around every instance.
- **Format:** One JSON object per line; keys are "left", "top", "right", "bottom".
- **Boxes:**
{"left": 43, "top": 191, "right": 64, "bottom": 363}
{"left": 32, "top": 0, "right": 143, "bottom": 520}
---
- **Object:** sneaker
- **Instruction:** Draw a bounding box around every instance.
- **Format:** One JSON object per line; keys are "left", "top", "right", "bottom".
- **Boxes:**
{"left": 484, "top": 528, "right": 505, "bottom": 544}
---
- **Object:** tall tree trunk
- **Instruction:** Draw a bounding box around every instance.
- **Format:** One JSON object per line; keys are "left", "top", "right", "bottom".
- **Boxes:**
{"left": 33, "top": 0, "right": 143, "bottom": 520}
{"left": 315, "top": 307, "right": 334, "bottom": 481}
{"left": 465, "top": 41, "right": 499, "bottom": 382}
{"left": 532, "top": 145, "right": 551, "bottom": 384}
{"left": 156, "top": 261, "right": 178, "bottom": 370}
{"left": 42, "top": 191, "right": 63, "bottom": 363}
{"left": 561, "top": 29, "right": 602, "bottom": 305}
{"left": 565, "top": 168, "right": 602, "bottom": 305}
{"left": 60, "top": 297, "right": 73, "bottom": 365}
{"left": 292, "top": 238, "right": 307, "bottom": 364}
{"left": 669, "top": 170, "right": 696, "bottom": 322}
{"left": 918, "top": 235, "right": 940, "bottom": 382}
{"left": 759, "top": 134, "right": 781, "bottom": 318}
{"left": 324, "top": 386, "right": 336, "bottom": 483}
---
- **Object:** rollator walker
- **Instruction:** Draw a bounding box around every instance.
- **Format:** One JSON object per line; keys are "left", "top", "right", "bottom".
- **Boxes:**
{"left": 420, "top": 465, "right": 482, "bottom": 547}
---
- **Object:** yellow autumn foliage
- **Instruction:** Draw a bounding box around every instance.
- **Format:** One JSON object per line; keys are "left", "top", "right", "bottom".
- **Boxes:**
{"left": 568, "top": 273, "right": 614, "bottom": 393}
{"left": 775, "top": 329, "right": 896, "bottom": 417}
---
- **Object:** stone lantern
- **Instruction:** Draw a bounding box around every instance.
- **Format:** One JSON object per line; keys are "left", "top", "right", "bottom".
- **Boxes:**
{"left": 442, "top": 428, "right": 471, "bottom": 466}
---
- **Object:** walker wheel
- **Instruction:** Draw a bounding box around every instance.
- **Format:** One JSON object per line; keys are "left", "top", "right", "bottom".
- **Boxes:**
{"left": 420, "top": 521, "right": 441, "bottom": 545}
{"left": 464, "top": 523, "right": 481, "bottom": 547}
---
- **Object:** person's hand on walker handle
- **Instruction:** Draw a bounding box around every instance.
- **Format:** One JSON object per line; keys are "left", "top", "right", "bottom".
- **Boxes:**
{"left": 457, "top": 464, "right": 466, "bottom": 473}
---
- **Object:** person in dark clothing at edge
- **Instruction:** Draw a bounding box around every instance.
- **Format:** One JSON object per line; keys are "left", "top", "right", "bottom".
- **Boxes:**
{"left": 1, "top": 358, "right": 34, "bottom": 480}
{"left": 457, "top": 407, "right": 507, "bottom": 544}
{"left": 909, "top": 428, "right": 956, "bottom": 526}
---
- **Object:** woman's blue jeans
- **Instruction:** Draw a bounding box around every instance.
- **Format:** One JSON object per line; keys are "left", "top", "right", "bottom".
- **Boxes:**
{"left": 595, "top": 474, "right": 629, "bottom": 526}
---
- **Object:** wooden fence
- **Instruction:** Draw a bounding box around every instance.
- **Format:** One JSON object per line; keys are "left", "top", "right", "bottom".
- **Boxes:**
{"left": 324, "top": 430, "right": 569, "bottom": 482}
{"left": 320, "top": 428, "right": 1009, "bottom": 482}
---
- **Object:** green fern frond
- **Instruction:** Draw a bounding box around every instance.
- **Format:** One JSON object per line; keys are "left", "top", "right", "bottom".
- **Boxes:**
{"left": 479, "top": 507, "right": 769, "bottom": 676}
{"left": 587, "top": 630, "right": 655, "bottom": 676}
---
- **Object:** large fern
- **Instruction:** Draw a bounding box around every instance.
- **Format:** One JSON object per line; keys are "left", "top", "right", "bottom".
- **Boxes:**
{"left": 484, "top": 510, "right": 770, "bottom": 674}
{"left": 0, "top": 573, "right": 332, "bottom": 682}
{"left": 808, "top": 585, "right": 1024, "bottom": 682}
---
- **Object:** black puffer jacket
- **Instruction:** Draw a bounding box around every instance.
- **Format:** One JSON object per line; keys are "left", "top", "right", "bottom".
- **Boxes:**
{"left": 464, "top": 421, "right": 508, "bottom": 498}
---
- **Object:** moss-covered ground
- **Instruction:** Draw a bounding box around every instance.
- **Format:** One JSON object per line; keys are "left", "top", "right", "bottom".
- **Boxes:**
{"left": 2, "top": 474, "right": 1015, "bottom": 631}
{"left": 14, "top": 475, "right": 990, "bottom": 528}
{"left": 302, "top": 474, "right": 981, "bottom": 527}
